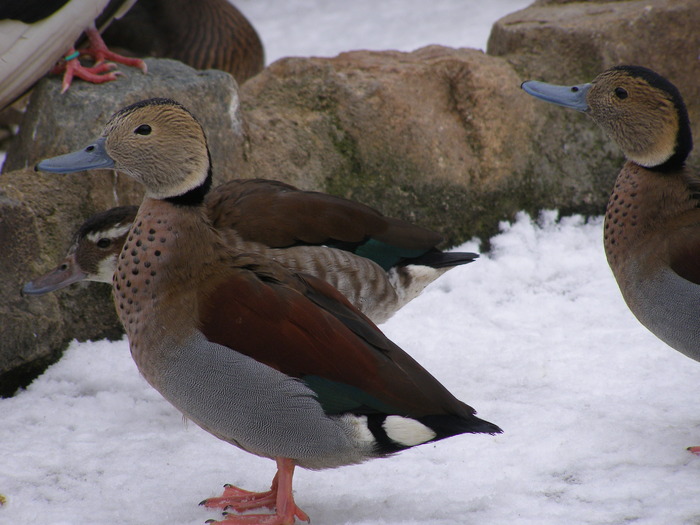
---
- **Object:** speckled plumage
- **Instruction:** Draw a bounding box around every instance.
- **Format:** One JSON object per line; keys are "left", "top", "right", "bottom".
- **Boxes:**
{"left": 114, "top": 199, "right": 387, "bottom": 469}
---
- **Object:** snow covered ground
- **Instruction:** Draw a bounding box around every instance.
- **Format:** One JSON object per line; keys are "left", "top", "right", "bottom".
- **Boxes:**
{"left": 3, "top": 1, "right": 700, "bottom": 524}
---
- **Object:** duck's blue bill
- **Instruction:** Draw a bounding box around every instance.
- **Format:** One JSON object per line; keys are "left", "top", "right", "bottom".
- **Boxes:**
{"left": 35, "top": 137, "right": 115, "bottom": 173}
{"left": 22, "top": 258, "right": 86, "bottom": 296}
{"left": 520, "top": 80, "right": 592, "bottom": 112}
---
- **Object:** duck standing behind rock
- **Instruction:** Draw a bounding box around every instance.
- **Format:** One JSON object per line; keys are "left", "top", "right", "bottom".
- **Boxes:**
{"left": 36, "top": 98, "right": 501, "bottom": 524}
{"left": 22, "top": 178, "right": 479, "bottom": 324}
{"left": 522, "top": 66, "right": 699, "bottom": 450}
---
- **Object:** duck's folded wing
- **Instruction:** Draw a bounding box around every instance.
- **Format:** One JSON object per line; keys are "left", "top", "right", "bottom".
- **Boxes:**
{"left": 205, "top": 179, "right": 443, "bottom": 268}
{"left": 197, "top": 256, "right": 474, "bottom": 419}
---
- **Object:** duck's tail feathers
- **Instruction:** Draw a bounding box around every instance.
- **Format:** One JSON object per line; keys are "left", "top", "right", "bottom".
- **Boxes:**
{"left": 402, "top": 250, "right": 479, "bottom": 269}
{"left": 419, "top": 413, "right": 503, "bottom": 440}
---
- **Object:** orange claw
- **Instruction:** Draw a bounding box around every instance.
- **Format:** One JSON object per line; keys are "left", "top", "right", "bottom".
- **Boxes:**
{"left": 52, "top": 51, "right": 121, "bottom": 93}
{"left": 81, "top": 26, "right": 148, "bottom": 74}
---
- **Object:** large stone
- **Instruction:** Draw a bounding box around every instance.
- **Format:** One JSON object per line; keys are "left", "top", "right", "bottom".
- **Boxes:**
{"left": 0, "top": 169, "right": 127, "bottom": 396}
{"left": 236, "top": 46, "right": 544, "bottom": 246}
{"left": 4, "top": 58, "right": 244, "bottom": 179}
{"left": 488, "top": 0, "right": 700, "bottom": 192}
{"left": 0, "top": 59, "right": 243, "bottom": 396}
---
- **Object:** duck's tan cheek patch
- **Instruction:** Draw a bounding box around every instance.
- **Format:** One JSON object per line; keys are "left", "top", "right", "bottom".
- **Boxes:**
{"left": 629, "top": 129, "right": 677, "bottom": 168}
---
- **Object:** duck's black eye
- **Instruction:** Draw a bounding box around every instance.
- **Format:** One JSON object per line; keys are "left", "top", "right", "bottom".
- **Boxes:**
{"left": 97, "top": 238, "right": 111, "bottom": 248}
{"left": 614, "top": 87, "right": 628, "bottom": 100}
{"left": 134, "top": 124, "right": 152, "bottom": 135}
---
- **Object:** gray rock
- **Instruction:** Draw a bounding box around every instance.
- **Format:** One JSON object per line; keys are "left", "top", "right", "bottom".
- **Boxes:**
{"left": 0, "top": 59, "right": 243, "bottom": 396}
{"left": 4, "top": 58, "right": 244, "bottom": 180}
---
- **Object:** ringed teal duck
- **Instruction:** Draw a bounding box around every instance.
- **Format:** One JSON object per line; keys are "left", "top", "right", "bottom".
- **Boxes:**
{"left": 522, "top": 66, "right": 698, "bottom": 450}
{"left": 0, "top": 0, "right": 146, "bottom": 107}
{"left": 36, "top": 98, "right": 501, "bottom": 524}
{"left": 22, "top": 179, "right": 478, "bottom": 324}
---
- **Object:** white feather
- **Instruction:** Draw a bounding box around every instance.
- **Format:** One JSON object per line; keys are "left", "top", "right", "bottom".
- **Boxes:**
{"left": 382, "top": 415, "right": 437, "bottom": 447}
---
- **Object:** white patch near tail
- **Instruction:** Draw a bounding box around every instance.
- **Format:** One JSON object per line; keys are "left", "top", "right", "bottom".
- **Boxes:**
{"left": 341, "top": 414, "right": 376, "bottom": 445}
{"left": 382, "top": 415, "right": 437, "bottom": 447}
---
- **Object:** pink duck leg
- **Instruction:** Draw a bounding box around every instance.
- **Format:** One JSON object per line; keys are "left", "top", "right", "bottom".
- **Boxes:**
{"left": 51, "top": 24, "right": 147, "bottom": 93}
{"left": 202, "top": 458, "right": 309, "bottom": 525}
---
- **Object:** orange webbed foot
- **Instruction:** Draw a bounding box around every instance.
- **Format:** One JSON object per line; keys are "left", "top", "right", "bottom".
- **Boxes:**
{"left": 205, "top": 507, "right": 309, "bottom": 525}
{"left": 51, "top": 50, "right": 121, "bottom": 93}
{"left": 201, "top": 483, "right": 277, "bottom": 512}
{"left": 201, "top": 458, "right": 309, "bottom": 525}
{"left": 81, "top": 26, "right": 147, "bottom": 74}
{"left": 51, "top": 25, "right": 147, "bottom": 93}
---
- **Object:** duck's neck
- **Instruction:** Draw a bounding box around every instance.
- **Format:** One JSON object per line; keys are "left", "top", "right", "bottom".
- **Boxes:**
{"left": 164, "top": 164, "right": 213, "bottom": 207}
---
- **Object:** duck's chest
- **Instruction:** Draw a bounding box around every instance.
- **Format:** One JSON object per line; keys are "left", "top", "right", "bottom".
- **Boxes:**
{"left": 603, "top": 163, "right": 694, "bottom": 275}
{"left": 112, "top": 201, "right": 210, "bottom": 378}
{"left": 602, "top": 165, "right": 700, "bottom": 360}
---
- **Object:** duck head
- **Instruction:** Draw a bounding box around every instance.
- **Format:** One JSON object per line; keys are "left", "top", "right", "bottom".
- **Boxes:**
{"left": 36, "top": 98, "right": 212, "bottom": 201}
{"left": 521, "top": 65, "right": 693, "bottom": 171}
{"left": 23, "top": 206, "right": 138, "bottom": 295}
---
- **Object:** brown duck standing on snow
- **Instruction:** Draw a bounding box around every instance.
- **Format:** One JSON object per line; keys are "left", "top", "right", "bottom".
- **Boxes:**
{"left": 522, "top": 65, "right": 699, "bottom": 452}
{"left": 23, "top": 178, "right": 479, "bottom": 324}
{"left": 36, "top": 98, "right": 501, "bottom": 524}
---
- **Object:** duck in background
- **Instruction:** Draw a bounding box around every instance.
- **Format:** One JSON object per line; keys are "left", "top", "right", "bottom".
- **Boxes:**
{"left": 102, "top": 0, "right": 264, "bottom": 84}
{"left": 23, "top": 178, "right": 479, "bottom": 325}
{"left": 522, "top": 65, "right": 699, "bottom": 452}
{"left": 36, "top": 97, "right": 501, "bottom": 524}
